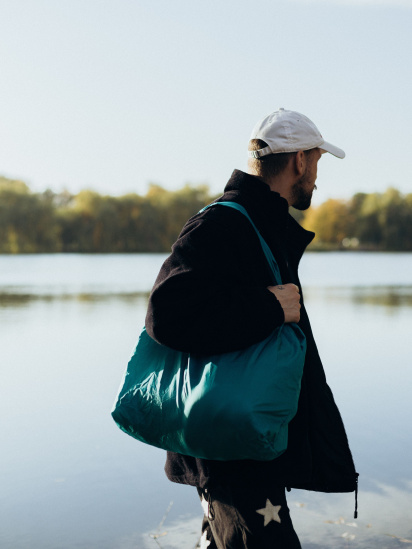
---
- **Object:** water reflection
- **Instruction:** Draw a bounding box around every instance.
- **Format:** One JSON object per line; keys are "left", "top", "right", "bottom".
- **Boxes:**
{"left": 304, "top": 286, "right": 412, "bottom": 310}
{"left": 287, "top": 482, "right": 412, "bottom": 549}
{"left": 3, "top": 284, "right": 412, "bottom": 310}
{"left": 0, "top": 291, "right": 150, "bottom": 308}
{"left": 350, "top": 286, "right": 412, "bottom": 308}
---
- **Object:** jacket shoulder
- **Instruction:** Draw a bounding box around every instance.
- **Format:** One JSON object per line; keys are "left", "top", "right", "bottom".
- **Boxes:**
{"left": 176, "top": 202, "right": 262, "bottom": 246}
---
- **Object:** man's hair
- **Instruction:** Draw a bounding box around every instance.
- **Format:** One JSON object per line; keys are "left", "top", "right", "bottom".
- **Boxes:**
{"left": 248, "top": 139, "right": 316, "bottom": 180}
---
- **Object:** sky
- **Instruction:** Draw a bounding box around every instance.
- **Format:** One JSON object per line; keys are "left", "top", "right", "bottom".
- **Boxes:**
{"left": 0, "top": 0, "right": 411, "bottom": 205}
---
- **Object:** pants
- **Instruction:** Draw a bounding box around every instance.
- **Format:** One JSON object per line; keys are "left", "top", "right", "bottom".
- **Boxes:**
{"left": 197, "top": 482, "right": 301, "bottom": 549}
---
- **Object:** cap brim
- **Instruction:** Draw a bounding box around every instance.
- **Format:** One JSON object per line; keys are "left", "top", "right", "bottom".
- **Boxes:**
{"left": 320, "top": 140, "right": 345, "bottom": 159}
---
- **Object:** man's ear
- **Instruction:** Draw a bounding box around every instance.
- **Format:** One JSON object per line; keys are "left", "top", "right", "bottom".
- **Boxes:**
{"left": 294, "top": 150, "right": 306, "bottom": 176}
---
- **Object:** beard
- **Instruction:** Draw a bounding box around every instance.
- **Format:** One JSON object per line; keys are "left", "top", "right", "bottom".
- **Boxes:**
{"left": 290, "top": 173, "right": 316, "bottom": 211}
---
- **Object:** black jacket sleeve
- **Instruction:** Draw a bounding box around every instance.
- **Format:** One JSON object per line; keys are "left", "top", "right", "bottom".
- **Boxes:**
{"left": 145, "top": 209, "right": 285, "bottom": 355}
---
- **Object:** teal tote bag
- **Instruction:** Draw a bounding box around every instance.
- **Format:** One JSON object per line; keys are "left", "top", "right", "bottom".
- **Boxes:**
{"left": 111, "top": 202, "right": 306, "bottom": 461}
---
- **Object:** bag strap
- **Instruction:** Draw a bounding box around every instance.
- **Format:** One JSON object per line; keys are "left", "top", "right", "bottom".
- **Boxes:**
{"left": 199, "top": 201, "right": 282, "bottom": 286}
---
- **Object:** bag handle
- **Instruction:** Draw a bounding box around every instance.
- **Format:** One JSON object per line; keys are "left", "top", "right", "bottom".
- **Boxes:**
{"left": 199, "top": 201, "right": 283, "bottom": 286}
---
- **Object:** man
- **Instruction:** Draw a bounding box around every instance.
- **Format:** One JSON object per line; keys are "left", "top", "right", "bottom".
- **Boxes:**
{"left": 145, "top": 109, "right": 358, "bottom": 548}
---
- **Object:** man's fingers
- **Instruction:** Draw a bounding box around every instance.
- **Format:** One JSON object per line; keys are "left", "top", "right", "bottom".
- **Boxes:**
{"left": 267, "top": 283, "right": 301, "bottom": 323}
{"left": 275, "top": 283, "right": 299, "bottom": 291}
{"left": 269, "top": 283, "right": 300, "bottom": 294}
{"left": 284, "top": 283, "right": 299, "bottom": 292}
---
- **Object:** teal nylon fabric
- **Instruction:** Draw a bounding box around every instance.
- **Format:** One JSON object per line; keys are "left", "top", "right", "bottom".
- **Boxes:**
{"left": 111, "top": 202, "right": 306, "bottom": 461}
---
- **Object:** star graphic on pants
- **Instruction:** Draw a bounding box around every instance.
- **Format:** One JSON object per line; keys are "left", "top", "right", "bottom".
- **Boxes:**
{"left": 200, "top": 494, "right": 209, "bottom": 517}
{"left": 256, "top": 499, "right": 282, "bottom": 526}
{"left": 200, "top": 530, "right": 211, "bottom": 548}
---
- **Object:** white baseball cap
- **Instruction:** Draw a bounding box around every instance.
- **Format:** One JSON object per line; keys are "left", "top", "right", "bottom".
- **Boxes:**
{"left": 248, "top": 108, "right": 345, "bottom": 159}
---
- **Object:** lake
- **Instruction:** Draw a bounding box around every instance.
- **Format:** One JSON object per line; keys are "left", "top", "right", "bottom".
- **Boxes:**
{"left": 1, "top": 252, "right": 412, "bottom": 549}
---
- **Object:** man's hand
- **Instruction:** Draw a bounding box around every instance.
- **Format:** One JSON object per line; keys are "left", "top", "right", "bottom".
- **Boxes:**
{"left": 267, "top": 283, "right": 301, "bottom": 323}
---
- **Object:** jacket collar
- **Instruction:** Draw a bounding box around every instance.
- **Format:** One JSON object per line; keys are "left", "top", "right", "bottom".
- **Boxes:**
{"left": 223, "top": 170, "right": 314, "bottom": 262}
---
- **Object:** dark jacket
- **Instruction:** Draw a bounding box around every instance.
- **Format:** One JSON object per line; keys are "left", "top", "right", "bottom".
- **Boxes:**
{"left": 146, "top": 170, "right": 358, "bottom": 496}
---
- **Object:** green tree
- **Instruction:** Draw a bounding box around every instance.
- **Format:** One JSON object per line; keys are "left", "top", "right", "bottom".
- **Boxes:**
{"left": 0, "top": 178, "right": 60, "bottom": 253}
{"left": 350, "top": 192, "right": 383, "bottom": 249}
{"left": 379, "top": 188, "right": 410, "bottom": 250}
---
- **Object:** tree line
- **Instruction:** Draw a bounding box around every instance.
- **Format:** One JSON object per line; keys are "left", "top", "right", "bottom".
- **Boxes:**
{"left": 1, "top": 176, "right": 412, "bottom": 253}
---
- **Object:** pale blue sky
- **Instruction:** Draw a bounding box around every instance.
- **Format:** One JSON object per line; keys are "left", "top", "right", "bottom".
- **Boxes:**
{"left": 0, "top": 0, "right": 411, "bottom": 204}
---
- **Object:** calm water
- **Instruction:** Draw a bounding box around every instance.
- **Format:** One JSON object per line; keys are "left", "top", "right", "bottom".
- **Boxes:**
{"left": 1, "top": 253, "right": 412, "bottom": 549}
